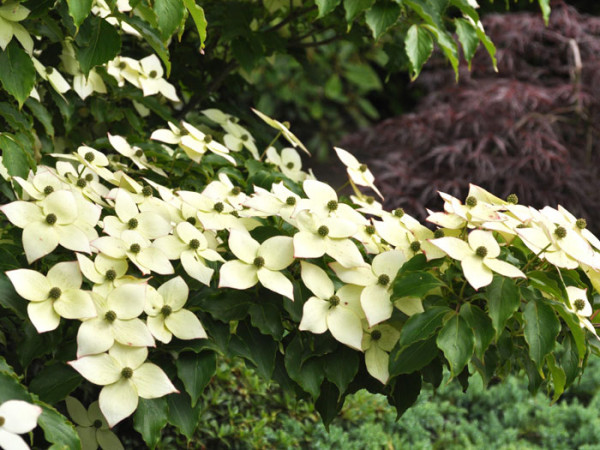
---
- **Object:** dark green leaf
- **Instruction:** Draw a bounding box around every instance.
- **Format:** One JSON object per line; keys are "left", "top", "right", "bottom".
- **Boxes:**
{"left": 0, "top": 102, "right": 32, "bottom": 131}
{"left": 454, "top": 18, "right": 478, "bottom": 68}
{"left": 436, "top": 313, "right": 474, "bottom": 377}
{"left": 365, "top": 2, "right": 401, "bottom": 39}
{"left": 527, "top": 270, "right": 564, "bottom": 300}
{"left": 74, "top": 17, "right": 121, "bottom": 75}
{"left": 37, "top": 404, "right": 82, "bottom": 450}
{"left": 546, "top": 353, "right": 566, "bottom": 403}
{"left": 547, "top": 299, "right": 586, "bottom": 359}
{"left": 66, "top": 0, "right": 93, "bottom": 27}
{"left": 176, "top": 351, "right": 216, "bottom": 407}
{"left": 486, "top": 276, "right": 520, "bottom": 339}
{"left": 344, "top": 0, "right": 374, "bottom": 22}
{"left": 392, "top": 271, "right": 444, "bottom": 299}
{"left": 323, "top": 346, "right": 359, "bottom": 394}
{"left": 249, "top": 302, "right": 284, "bottom": 340}
{"left": 389, "top": 336, "right": 438, "bottom": 377}
{"left": 387, "top": 372, "right": 421, "bottom": 420}
{"left": 154, "top": 0, "right": 185, "bottom": 40}
{"left": 25, "top": 98, "right": 55, "bottom": 137}
{"left": 121, "top": 15, "right": 171, "bottom": 75}
{"left": 0, "top": 134, "right": 30, "bottom": 179}
{"left": 167, "top": 392, "right": 201, "bottom": 440}
{"left": 316, "top": 0, "right": 341, "bottom": 17}
{"left": 133, "top": 397, "right": 168, "bottom": 449}
{"left": 29, "top": 364, "right": 81, "bottom": 404}
{"left": 0, "top": 41, "right": 35, "bottom": 107}
{"left": 398, "top": 306, "right": 451, "bottom": 347}
{"left": 194, "top": 290, "right": 251, "bottom": 322}
{"left": 182, "top": 0, "right": 207, "bottom": 50}
{"left": 284, "top": 334, "right": 324, "bottom": 399}
{"left": 405, "top": 25, "right": 433, "bottom": 80}
{"left": 229, "top": 322, "right": 277, "bottom": 379}
{"left": 561, "top": 334, "right": 581, "bottom": 387}
{"left": 421, "top": 357, "right": 443, "bottom": 388}
{"left": 344, "top": 63, "right": 382, "bottom": 91}
{"left": 315, "top": 381, "right": 342, "bottom": 428}
{"left": 523, "top": 297, "right": 560, "bottom": 369}
{"left": 460, "top": 303, "right": 494, "bottom": 359}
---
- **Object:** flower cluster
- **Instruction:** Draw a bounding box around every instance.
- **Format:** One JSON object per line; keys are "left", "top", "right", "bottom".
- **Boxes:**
{"left": 2, "top": 108, "right": 599, "bottom": 430}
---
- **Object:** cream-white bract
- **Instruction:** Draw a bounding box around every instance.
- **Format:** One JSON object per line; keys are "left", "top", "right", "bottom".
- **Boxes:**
{"left": 565, "top": 286, "right": 597, "bottom": 336}
{"left": 0, "top": 400, "right": 42, "bottom": 450}
{"left": 333, "top": 147, "right": 383, "bottom": 200}
{"left": 252, "top": 108, "right": 310, "bottom": 155}
{"left": 0, "top": 2, "right": 33, "bottom": 53}
{"left": 362, "top": 324, "right": 400, "bottom": 384}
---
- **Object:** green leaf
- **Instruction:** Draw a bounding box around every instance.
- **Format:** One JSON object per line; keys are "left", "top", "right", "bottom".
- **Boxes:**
{"left": 25, "top": 98, "right": 55, "bottom": 137}
{"left": 460, "top": 303, "right": 494, "bottom": 359}
{"left": 133, "top": 397, "right": 168, "bottom": 449}
{"left": 523, "top": 297, "right": 560, "bottom": 370}
{"left": 316, "top": 0, "right": 341, "bottom": 17}
{"left": 29, "top": 364, "right": 81, "bottom": 404}
{"left": 0, "top": 273, "right": 27, "bottom": 319}
{"left": 344, "top": 0, "right": 374, "bottom": 22}
{"left": 167, "top": 392, "right": 201, "bottom": 440}
{"left": 38, "top": 404, "right": 82, "bottom": 450}
{"left": 436, "top": 313, "right": 475, "bottom": 377}
{"left": 66, "top": 0, "right": 93, "bottom": 27}
{"left": 486, "top": 276, "right": 520, "bottom": 339}
{"left": 398, "top": 306, "right": 451, "bottom": 347}
{"left": 392, "top": 271, "right": 444, "bottom": 299}
{"left": 538, "top": 0, "right": 550, "bottom": 25}
{"left": 343, "top": 63, "right": 382, "bottom": 91}
{"left": 315, "top": 381, "right": 342, "bottom": 428}
{"left": 175, "top": 351, "right": 216, "bottom": 407}
{"left": 181, "top": 0, "right": 207, "bottom": 50}
{"left": 546, "top": 353, "right": 566, "bottom": 403}
{"left": 423, "top": 24, "right": 459, "bottom": 79}
{"left": 561, "top": 334, "right": 581, "bottom": 387}
{"left": 405, "top": 25, "right": 433, "bottom": 80}
{"left": 389, "top": 336, "right": 438, "bottom": 377}
{"left": 0, "top": 102, "right": 32, "bottom": 131}
{"left": 284, "top": 334, "right": 324, "bottom": 399}
{"left": 454, "top": 18, "right": 478, "bottom": 68}
{"left": 547, "top": 299, "right": 586, "bottom": 359}
{"left": 527, "top": 270, "right": 564, "bottom": 300}
{"left": 249, "top": 302, "right": 284, "bottom": 340}
{"left": 194, "top": 290, "right": 251, "bottom": 321}
{"left": 229, "top": 322, "right": 277, "bottom": 379}
{"left": 154, "top": 0, "right": 185, "bottom": 41}
{"left": 0, "top": 133, "right": 30, "bottom": 179}
{"left": 323, "top": 347, "right": 359, "bottom": 394}
{"left": 121, "top": 15, "right": 171, "bottom": 75}
{"left": 365, "top": 2, "right": 401, "bottom": 39}
{"left": 0, "top": 41, "right": 35, "bottom": 107}
{"left": 74, "top": 17, "right": 121, "bottom": 75}
{"left": 387, "top": 372, "right": 422, "bottom": 420}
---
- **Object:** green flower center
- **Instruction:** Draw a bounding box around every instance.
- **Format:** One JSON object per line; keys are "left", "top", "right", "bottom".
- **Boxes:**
{"left": 317, "top": 225, "right": 329, "bottom": 237}
{"left": 358, "top": 164, "right": 368, "bottom": 172}
{"left": 149, "top": 70, "right": 157, "bottom": 78}
{"left": 49, "top": 287, "right": 62, "bottom": 299}
{"left": 231, "top": 211, "right": 240, "bottom": 218}
{"left": 93, "top": 419, "right": 102, "bottom": 429}
{"left": 377, "top": 274, "right": 390, "bottom": 286}
{"left": 43, "top": 185, "right": 54, "bottom": 195}
{"left": 329, "top": 295, "right": 340, "bottom": 307}
{"left": 574, "top": 299, "right": 586, "bottom": 311}
{"left": 85, "top": 173, "right": 94, "bottom": 182}
{"left": 76, "top": 178, "right": 87, "bottom": 188}
{"left": 286, "top": 162, "right": 294, "bottom": 169}
{"left": 410, "top": 241, "right": 421, "bottom": 253}
{"left": 142, "top": 186, "right": 153, "bottom": 197}
{"left": 516, "top": 224, "right": 527, "bottom": 229}
{"left": 189, "top": 239, "right": 200, "bottom": 250}
{"left": 286, "top": 196, "right": 296, "bottom": 206}
{"left": 241, "top": 134, "right": 249, "bottom": 142}
{"left": 0, "top": 417, "right": 4, "bottom": 427}
{"left": 365, "top": 196, "right": 374, "bottom": 205}
{"left": 371, "top": 330, "right": 382, "bottom": 341}
{"left": 118, "top": 62, "right": 126, "bottom": 70}
{"left": 282, "top": 121, "right": 291, "bottom": 129}
{"left": 214, "top": 202, "right": 224, "bottom": 213}
{"left": 466, "top": 196, "right": 477, "bottom": 207}
{"left": 555, "top": 226, "right": 567, "bottom": 239}
{"left": 134, "top": 149, "right": 144, "bottom": 158}
{"left": 105, "top": 269, "right": 117, "bottom": 281}
{"left": 203, "top": 134, "right": 213, "bottom": 144}
{"left": 227, "top": 187, "right": 240, "bottom": 197}
{"left": 46, "top": 67, "right": 54, "bottom": 75}
{"left": 104, "top": 310, "right": 117, "bottom": 323}
{"left": 253, "top": 256, "right": 265, "bottom": 268}
{"left": 45, "top": 213, "right": 57, "bottom": 225}
{"left": 161, "top": 305, "right": 172, "bottom": 317}
{"left": 475, "top": 246, "right": 488, "bottom": 258}
{"left": 576, "top": 218, "right": 587, "bottom": 230}
{"left": 129, "top": 243, "right": 141, "bottom": 254}
{"left": 506, "top": 194, "right": 518, "bottom": 204}
{"left": 127, "top": 218, "right": 138, "bottom": 229}
{"left": 186, "top": 217, "right": 197, "bottom": 225}
{"left": 326, "top": 200, "right": 338, "bottom": 211}
{"left": 121, "top": 367, "right": 133, "bottom": 379}
{"left": 84, "top": 151, "right": 95, "bottom": 162}
{"left": 365, "top": 225, "right": 376, "bottom": 235}
{"left": 434, "top": 229, "right": 445, "bottom": 238}
{"left": 393, "top": 208, "right": 404, "bottom": 218}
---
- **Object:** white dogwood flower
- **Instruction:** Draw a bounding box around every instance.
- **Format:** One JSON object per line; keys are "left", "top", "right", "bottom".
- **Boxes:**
{"left": 69, "top": 344, "right": 177, "bottom": 427}
{"left": 252, "top": 108, "right": 310, "bottom": 155}
{"left": 7, "top": 261, "right": 96, "bottom": 332}
{"left": 362, "top": 324, "right": 400, "bottom": 384}
{"left": 0, "top": 400, "right": 42, "bottom": 450}
{"left": 219, "top": 230, "right": 295, "bottom": 300}
{"left": 65, "top": 397, "right": 124, "bottom": 450}
{"left": 334, "top": 147, "right": 383, "bottom": 199}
